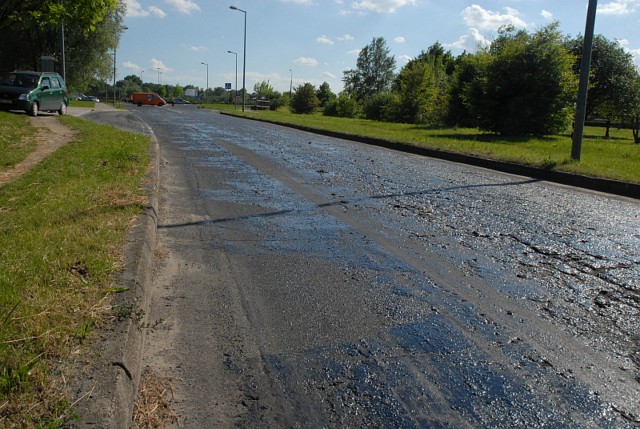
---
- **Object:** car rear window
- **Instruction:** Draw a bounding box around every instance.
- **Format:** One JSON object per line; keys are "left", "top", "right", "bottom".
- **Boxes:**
{"left": 0, "top": 73, "right": 38, "bottom": 88}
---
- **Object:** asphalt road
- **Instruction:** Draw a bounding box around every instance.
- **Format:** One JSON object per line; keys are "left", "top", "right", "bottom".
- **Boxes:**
{"left": 125, "top": 104, "right": 639, "bottom": 428}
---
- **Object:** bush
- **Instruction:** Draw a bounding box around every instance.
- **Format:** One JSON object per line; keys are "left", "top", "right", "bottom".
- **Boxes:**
{"left": 468, "top": 24, "right": 577, "bottom": 135}
{"left": 290, "top": 83, "right": 318, "bottom": 114}
{"left": 323, "top": 94, "right": 361, "bottom": 118}
{"left": 363, "top": 92, "right": 395, "bottom": 121}
{"left": 269, "top": 93, "right": 286, "bottom": 111}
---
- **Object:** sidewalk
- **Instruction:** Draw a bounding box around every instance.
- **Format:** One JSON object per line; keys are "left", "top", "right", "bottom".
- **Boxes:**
{"left": 67, "top": 101, "right": 123, "bottom": 117}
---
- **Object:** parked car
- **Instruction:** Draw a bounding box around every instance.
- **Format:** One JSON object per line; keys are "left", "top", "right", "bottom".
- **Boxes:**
{"left": 0, "top": 71, "right": 69, "bottom": 116}
{"left": 82, "top": 95, "right": 99, "bottom": 102}
{"left": 172, "top": 98, "right": 190, "bottom": 104}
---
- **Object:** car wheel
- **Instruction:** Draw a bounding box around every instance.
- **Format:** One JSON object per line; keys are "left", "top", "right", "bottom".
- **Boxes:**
{"left": 28, "top": 102, "right": 38, "bottom": 117}
{"left": 58, "top": 102, "right": 67, "bottom": 115}
{"left": 137, "top": 102, "right": 143, "bottom": 107}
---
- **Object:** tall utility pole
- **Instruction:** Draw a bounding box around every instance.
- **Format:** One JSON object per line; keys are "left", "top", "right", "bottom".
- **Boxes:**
{"left": 571, "top": 0, "right": 598, "bottom": 161}
{"left": 113, "top": 26, "right": 128, "bottom": 105}
{"left": 230, "top": 6, "right": 247, "bottom": 112}
{"left": 60, "top": 0, "right": 65, "bottom": 82}
{"left": 201, "top": 62, "right": 209, "bottom": 104}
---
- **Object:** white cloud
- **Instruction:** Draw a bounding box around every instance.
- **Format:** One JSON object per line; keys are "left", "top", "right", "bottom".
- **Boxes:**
{"left": 398, "top": 54, "right": 412, "bottom": 64}
{"left": 337, "top": 34, "right": 355, "bottom": 42}
{"left": 165, "top": 0, "right": 200, "bottom": 14}
{"left": 617, "top": 39, "right": 640, "bottom": 63}
{"left": 394, "top": 36, "right": 405, "bottom": 44}
{"left": 123, "top": 61, "right": 142, "bottom": 72}
{"left": 347, "top": 49, "right": 361, "bottom": 55}
{"left": 352, "top": 0, "right": 417, "bottom": 14}
{"left": 461, "top": 4, "right": 527, "bottom": 31}
{"left": 629, "top": 47, "right": 640, "bottom": 62}
{"left": 294, "top": 57, "right": 320, "bottom": 66}
{"left": 598, "top": 0, "right": 640, "bottom": 15}
{"left": 317, "top": 35, "right": 335, "bottom": 45}
{"left": 446, "top": 28, "right": 491, "bottom": 52}
{"left": 149, "top": 6, "right": 167, "bottom": 18}
{"left": 124, "top": 0, "right": 167, "bottom": 18}
{"left": 150, "top": 58, "right": 174, "bottom": 73}
{"left": 322, "top": 71, "right": 337, "bottom": 79}
{"left": 124, "top": 0, "right": 149, "bottom": 17}
{"left": 281, "top": 0, "right": 316, "bottom": 4}
{"left": 188, "top": 45, "right": 207, "bottom": 52}
{"left": 541, "top": 10, "right": 553, "bottom": 20}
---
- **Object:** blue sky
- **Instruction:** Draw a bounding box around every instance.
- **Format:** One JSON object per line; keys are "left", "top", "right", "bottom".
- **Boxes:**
{"left": 118, "top": 0, "right": 640, "bottom": 94}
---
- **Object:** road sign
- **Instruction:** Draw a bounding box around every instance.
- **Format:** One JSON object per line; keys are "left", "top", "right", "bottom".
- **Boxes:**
{"left": 225, "top": 83, "right": 232, "bottom": 90}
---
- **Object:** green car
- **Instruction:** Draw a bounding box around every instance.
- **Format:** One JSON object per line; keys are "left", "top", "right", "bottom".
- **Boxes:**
{"left": 0, "top": 71, "right": 70, "bottom": 116}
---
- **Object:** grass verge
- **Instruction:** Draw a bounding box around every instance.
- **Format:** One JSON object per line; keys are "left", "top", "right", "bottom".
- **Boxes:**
{"left": 226, "top": 110, "right": 640, "bottom": 184}
{"left": 69, "top": 100, "right": 96, "bottom": 109}
{"left": 0, "top": 115, "right": 150, "bottom": 428}
{"left": 0, "top": 112, "right": 37, "bottom": 171}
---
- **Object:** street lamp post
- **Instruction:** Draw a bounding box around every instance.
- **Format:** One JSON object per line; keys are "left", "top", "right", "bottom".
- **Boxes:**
{"left": 113, "top": 26, "right": 128, "bottom": 105}
{"left": 201, "top": 62, "right": 209, "bottom": 104}
{"left": 230, "top": 5, "right": 247, "bottom": 112}
{"left": 289, "top": 68, "right": 293, "bottom": 101}
{"left": 228, "top": 51, "right": 238, "bottom": 110}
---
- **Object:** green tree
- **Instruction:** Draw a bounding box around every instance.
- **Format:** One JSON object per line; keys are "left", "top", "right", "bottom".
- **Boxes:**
{"left": 253, "top": 80, "right": 283, "bottom": 109}
{"left": 123, "top": 74, "right": 142, "bottom": 86}
{"left": 316, "top": 82, "right": 335, "bottom": 108}
{"left": 388, "top": 43, "right": 452, "bottom": 125}
{"left": 470, "top": 24, "right": 577, "bottom": 135}
{"left": 363, "top": 92, "right": 395, "bottom": 121}
{"left": 324, "top": 93, "right": 361, "bottom": 118}
{"left": 447, "top": 51, "right": 485, "bottom": 127}
{"left": 0, "top": 0, "right": 122, "bottom": 90}
{"left": 290, "top": 83, "right": 318, "bottom": 114}
{"left": 173, "top": 83, "right": 184, "bottom": 98}
{"left": 254, "top": 80, "right": 276, "bottom": 98}
{"left": 343, "top": 37, "right": 396, "bottom": 101}
{"left": 566, "top": 34, "right": 640, "bottom": 121}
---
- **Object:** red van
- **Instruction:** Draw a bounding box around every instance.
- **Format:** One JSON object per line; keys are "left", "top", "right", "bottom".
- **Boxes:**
{"left": 131, "top": 92, "right": 166, "bottom": 106}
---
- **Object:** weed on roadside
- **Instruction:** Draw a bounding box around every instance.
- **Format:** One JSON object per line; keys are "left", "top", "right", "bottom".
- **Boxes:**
{"left": 132, "top": 366, "right": 179, "bottom": 428}
{"left": 0, "top": 116, "right": 150, "bottom": 427}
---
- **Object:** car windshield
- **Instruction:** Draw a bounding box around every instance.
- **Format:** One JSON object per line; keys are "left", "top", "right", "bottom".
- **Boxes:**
{"left": 0, "top": 73, "right": 38, "bottom": 89}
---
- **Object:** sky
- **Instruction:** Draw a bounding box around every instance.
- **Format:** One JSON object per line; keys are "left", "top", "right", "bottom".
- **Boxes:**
{"left": 118, "top": 0, "right": 640, "bottom": 94}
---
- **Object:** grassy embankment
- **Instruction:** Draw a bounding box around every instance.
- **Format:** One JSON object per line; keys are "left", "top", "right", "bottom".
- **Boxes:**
{"left": 217, "top": 107, "right": 640, "bottom": 184}
{"left": 0, "top": 111, "right": 150, "bottom": 428}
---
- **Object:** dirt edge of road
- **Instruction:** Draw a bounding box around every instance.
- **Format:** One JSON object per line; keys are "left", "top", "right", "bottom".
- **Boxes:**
{"left": 3, "top": 106, "right": 161, "bottom": 428}
{"left": 67, "top": 108, "right": 160, "bottom": 428}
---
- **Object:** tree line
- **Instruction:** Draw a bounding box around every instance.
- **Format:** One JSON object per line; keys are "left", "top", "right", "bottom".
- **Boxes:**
{"left": 2, "top": 5, "right": 638, "bottom": 139}
{"left": 290, "top": 23, "right": 640, "bottom": 139}
{"left": 0, "top": 1, "right": 125, "bottom": 91}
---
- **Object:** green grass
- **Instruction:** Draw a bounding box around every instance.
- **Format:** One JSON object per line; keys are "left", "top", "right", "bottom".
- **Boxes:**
{"left": 0, "top": 112, "right": 37, "bottom": 170}
{"left": 226, "top": 110, "right": 640, "bottom": 184}
{"left": 198, "top": 102, "right": 239, "bottom": 111}
{"left": 0, "top": 116, "right": 150, "bottom": 428}
{"left": 69, "top": 100, "right": 95, "bottom": 108}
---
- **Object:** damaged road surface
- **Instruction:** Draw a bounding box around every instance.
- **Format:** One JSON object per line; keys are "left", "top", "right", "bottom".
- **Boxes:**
{"left": 133, "top": 105, "right": 639, "bottom": 428}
